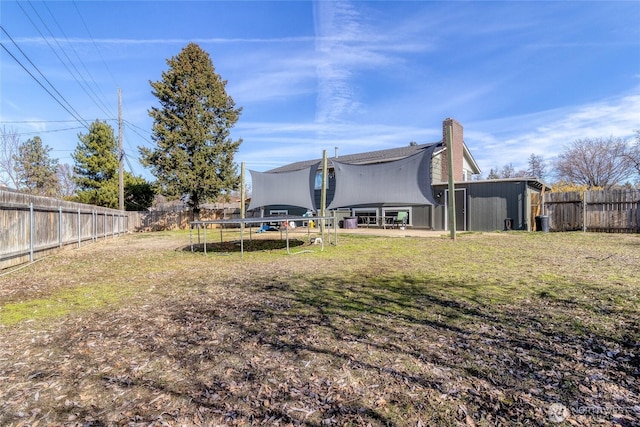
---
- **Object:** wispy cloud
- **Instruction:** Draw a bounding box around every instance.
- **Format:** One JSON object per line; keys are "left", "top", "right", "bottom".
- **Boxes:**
{"left": 311, "top": 1, "right": 429, "bottom": 127}
{"left": 469, "top": 90, "right": 640, "bottom": 173}
{"left": 236, "top": 119, "right": 441, "bottom": 170}
{"left": 313, "top": 0, "right": 363, "bottom": 125}
{"left": 229, "top": 54, "right": 317, "bottom": 104}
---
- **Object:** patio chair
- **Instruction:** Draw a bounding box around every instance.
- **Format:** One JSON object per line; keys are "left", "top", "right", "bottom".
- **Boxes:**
{"left": 393, "top": 211, "right": 408, "bottom": 228}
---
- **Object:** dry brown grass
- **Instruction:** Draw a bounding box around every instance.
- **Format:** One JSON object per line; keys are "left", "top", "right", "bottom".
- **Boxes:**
{"left": 0, "top": 230, "right": 638, "bottom": 426}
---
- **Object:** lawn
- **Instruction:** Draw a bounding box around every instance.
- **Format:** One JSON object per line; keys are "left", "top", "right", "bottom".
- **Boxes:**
{"left": 0, "top": 230, "right": 638, "bottom": 426}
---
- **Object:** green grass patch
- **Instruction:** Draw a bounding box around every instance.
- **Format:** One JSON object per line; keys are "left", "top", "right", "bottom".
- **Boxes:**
{"left": 0, "top": 282, "right": 136, "bottom": 326}
{"left": 0, "top": 230, "right": 638, "bottom": 426}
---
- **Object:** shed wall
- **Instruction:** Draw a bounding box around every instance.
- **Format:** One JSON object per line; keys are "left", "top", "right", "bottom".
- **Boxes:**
{"left": 433, "top": 181, "right": 536, "bottom": 232}
{"left": 411, "top": 205, "right": 433, "bottom": 229}
{"left": 467, "top": 181, "right": 527, "bottom": 231}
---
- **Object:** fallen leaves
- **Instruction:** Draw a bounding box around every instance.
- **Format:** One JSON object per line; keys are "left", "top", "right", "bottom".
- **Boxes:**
{"left": 1, "top": 232, "right": 639, "bottom": 426}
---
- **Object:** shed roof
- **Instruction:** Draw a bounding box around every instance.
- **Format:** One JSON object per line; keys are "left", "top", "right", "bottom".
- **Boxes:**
{"left": 433, "top": 177, "right": 552, "bottom": 192}
{"left": 267, "top": 142, "right": 441, "bottom": 173}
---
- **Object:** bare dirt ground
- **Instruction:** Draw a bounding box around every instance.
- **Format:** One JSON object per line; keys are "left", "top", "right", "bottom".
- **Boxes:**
{"left": 0, "top": 230, "right": 638, "bottom": 427}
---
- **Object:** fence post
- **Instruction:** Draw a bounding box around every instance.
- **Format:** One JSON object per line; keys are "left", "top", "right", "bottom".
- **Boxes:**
{"left": 582, "top": 191, "right": 587, "bottom": 232}
{"left": 59, "top": 206, "right": 63, "bottom": 248}
{"left": 78, "top": 208, "right": 81, "bottom": 248}
{"left": 29, "top": 203, "right": 34, "bottom": 262}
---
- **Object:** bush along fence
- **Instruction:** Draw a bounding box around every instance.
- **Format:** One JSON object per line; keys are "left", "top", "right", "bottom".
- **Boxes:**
{"left": 0, "top": 190, "right": 130, "bottom": 271}
{"left": 544, "top": 189, "right": 640, "bottom": 233}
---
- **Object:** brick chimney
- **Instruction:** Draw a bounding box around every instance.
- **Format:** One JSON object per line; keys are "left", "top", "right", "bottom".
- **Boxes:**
{"left": 441, "top": 118, "right": 464, "bottom": 181}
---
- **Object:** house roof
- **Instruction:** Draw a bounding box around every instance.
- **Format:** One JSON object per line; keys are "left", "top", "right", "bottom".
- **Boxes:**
{"left": 267, "top": 142, "right": 442, "bottom": 173}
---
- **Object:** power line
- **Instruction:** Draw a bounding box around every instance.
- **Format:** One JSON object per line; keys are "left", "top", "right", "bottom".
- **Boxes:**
{"left": 123, "top": 119, "right": 152, "bottom": 135}
{"left": 15, "top": 1, "right": 113, "bottom": 121}
{"left": 0, "top": 120, "right": 83, "bottom": 124}
{"left": 123, "top": 152, "right": 136, "bottom": 174}
{"left": 41, "top": 1, "right": 116, "bottom": 118}
{"left": 0, "top": 27, "right": 90, "bottom": 129}
{"left": 72, "top": 0, "right": 119, "bottom": 89}
{"left": 22, "top": 0, "right": 114, "bottom": 119}
{"left": 123, "top": 120, "right": 154, "bottom": 146}
{"left": 13, "top": 126, "right": 86, "bottom": 137}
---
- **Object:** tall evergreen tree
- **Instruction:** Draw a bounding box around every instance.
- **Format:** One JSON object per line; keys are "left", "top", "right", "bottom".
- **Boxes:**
{"left": 72, "top": 120, "right": 119, "bottom": 206}
{"left": 13, "top": 136, "right": 60, "bottom": 196}
{"left": 73, "top": 120, "right": 154, "bottom": 209}
{"left": 141, "top": 43, "right": 242, "bottom": 216}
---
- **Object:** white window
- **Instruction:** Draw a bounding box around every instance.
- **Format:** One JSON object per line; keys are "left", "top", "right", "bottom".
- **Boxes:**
{"left": 352, "top": 208, "right": 378, "bottom": 226}
{"left": 314, "top": 171, "right": 325, "bottom": 190}
{"left": 382, "top": 207, "right": 412, "bottom": 227}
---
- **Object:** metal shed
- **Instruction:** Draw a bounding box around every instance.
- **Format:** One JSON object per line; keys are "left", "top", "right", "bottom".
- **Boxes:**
{"left": 432, "top": 178, "right": 550, "bottom": 232}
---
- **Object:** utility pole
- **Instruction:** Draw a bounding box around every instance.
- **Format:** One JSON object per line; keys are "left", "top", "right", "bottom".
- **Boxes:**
{"left": 118, "top": 88, "right": 124, "bottom": 211}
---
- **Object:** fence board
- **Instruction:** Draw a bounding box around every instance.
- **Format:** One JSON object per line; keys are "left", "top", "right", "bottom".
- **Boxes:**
{"left": 0, "top": 190, "right": 131, "bottom": 270}
{"left": 545, "top": 191, "right": 583, "bottom": 231}
{"left": 545, "top": 189, "right": 640, "bottom": 233}
{"left": 530, "top": 193, "right": 542, "bottom": 231}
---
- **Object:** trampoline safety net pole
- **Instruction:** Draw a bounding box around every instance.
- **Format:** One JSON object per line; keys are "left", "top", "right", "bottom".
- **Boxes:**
{"left": 320, "top": 150, "right": 328, "bottom": 234}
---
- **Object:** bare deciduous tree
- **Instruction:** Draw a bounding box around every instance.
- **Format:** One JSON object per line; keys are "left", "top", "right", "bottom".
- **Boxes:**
{"left": 526, "top": 154, "right": 547, "bottom": 180}
{"left": 485, "top": 162, "right": 528, "bottom": 180}
{"left": 553, "top": 136, "right": 635, "bottom": 189}
{"left": 500, "top": 163, "right": 516, "bottom": 178}
{"left": 0, "top": 126, "right": 20, "bottom": 189}
{"left": 628, "top": 130, "right": 640, "bottom": 178}
{"left": 56, "top": 163, "right": 77, "bottom": 199}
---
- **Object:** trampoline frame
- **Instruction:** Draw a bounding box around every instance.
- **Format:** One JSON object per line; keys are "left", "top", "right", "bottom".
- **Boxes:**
{"left": 189, "top": 215, "right": 337, "bottom": 255}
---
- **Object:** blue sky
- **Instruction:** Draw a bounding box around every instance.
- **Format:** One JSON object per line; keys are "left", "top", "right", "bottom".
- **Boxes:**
{"left": 1, "top": 0, "right": 639, "bottom": 185}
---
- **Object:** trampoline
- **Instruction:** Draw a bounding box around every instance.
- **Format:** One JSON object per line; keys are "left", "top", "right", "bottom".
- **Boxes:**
{"left": 189, "top": 215, "right": 337, "bottom": 255}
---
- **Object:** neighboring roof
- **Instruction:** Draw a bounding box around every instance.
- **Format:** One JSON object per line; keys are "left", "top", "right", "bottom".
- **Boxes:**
{"left": 267, "top": 142, "right": 441, "bottom": 173}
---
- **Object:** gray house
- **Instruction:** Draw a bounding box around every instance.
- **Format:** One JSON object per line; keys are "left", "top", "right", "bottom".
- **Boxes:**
{"left": 248, "top": 118, "right": 549, "bottom": 232}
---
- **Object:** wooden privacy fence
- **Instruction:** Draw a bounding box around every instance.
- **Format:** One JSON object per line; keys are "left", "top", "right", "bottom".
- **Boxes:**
{"left": 543, "top": 189, "right": 640, "bottom": 233}
{"left": 0, "top": 190, "right": 130, "bottom": 270}
{"left": 128, "top": 207, "right": 241, "bottom": 232}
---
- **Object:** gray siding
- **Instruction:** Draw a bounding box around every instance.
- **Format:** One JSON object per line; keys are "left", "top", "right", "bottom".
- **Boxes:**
{"left": 411, "top": 205, "right": 433, "bottom": 229}
{"left": 433, "top": 180, "right": 543, "bottom": 232}
{"left": 467, "top": 181, "right": 527, "bottom": 231}
{"left": 261, "top": 178, "right": 544, "bottom": 232}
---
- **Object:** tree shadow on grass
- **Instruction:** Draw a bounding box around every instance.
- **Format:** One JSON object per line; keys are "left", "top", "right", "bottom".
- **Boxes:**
{"left": 230, "top": 273, "right": 640, "bottom": 425}
{"left": 4, "top": 271, "right": 638, "bottom": 426}
{"left": 126, "top": 271, "right": 638, "bottom": 425}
